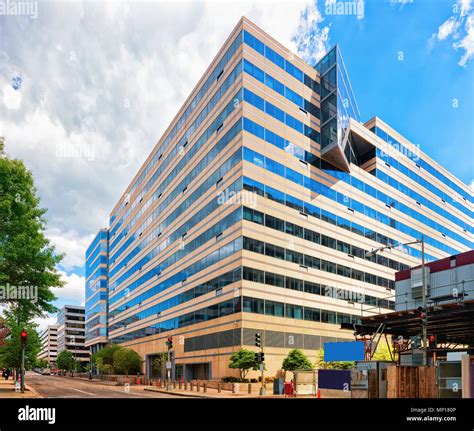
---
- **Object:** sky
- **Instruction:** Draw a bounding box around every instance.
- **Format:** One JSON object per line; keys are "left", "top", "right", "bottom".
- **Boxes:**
{"left": 0, "top": 0, "right": 473, "bottom": 331}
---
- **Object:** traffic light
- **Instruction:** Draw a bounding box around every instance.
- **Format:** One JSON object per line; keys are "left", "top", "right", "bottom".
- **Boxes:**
{"left": 255, "top": 352, "right": 265, "bottom": 363}
{"left": 255, "top": 332, "right": 261, "bottom": 348}
{"left": 166, "top": 336, "right": 173, "bottom": 350}
{"left": 417, "top": 305, "right": 428, "bottom": 325}
{"left": 255, "top": 352, "right": 260, "bottom": 363}
{"left": 260, "top": 352, "right": 265, "bottom": 363}
{"left": 20, "top": 330, "right": 27, "bottom": 346}
{"left": 428, "top": 334, "right": 437, "bottom": 349}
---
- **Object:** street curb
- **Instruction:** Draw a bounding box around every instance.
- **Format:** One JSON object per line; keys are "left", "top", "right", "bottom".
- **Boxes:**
{"left": 143, "top": 387, "right": 209, "bottom": 398}
{"left": 143, "top": 387, "right": 267, "bottom": 398}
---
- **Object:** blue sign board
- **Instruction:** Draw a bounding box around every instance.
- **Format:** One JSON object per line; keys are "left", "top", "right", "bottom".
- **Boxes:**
{"left": 324, "top": 341, "right": 365, "bottom": 362}
{"left": 318, "top": 369, "right": 351, "bottom": 390}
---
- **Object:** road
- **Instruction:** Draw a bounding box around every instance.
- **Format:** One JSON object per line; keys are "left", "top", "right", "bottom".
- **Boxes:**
{"left": 25, "top": 372, "right": 180, "bottom": 398}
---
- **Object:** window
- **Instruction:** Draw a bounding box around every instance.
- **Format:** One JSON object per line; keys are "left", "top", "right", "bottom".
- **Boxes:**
{"left": 285, "top": 249, "right": 303, "bottom": 265}
{"left": 304, "top": 229, "right": 320, "bottom": 244}
{"left": 265, "top": 272, "right": 285, "bottom": 288}
{"left": 265, "top": 243, "right": 285, "bottom": 260}
{"left": 304, "top": 307, "right": 320, "bottom": 322}
{"left": 286, "top": 277, "right": 303, "bottom": 291}
{"left": 265, "top": 299, "right": 285, "bottom": 317}
{"left": 243, "top": 267, "right": 264, "bottom": 283}
{"left": 304, "top": 281, "right": 321, "bottom": 295}
{"left": 265, "top": 214, "right": 285, "bottom": 232}
{"left": 244, "top": 237, "right": 264, "bottom": 254}
{"left": 285, "top": 222, "right": 303, "bottom": 238}
{"left": 286, "top": 303, "right": 303, "bottom": 319}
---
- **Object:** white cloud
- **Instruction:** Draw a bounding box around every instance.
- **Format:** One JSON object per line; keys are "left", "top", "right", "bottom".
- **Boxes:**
{"left": 431, "top": 0, "right": 474, "bottom": 67}
{"left": 52, "top": 271, "right": 86, "bottom": 307}
{"left": 2, "top": 84, "right": 22, "bottom": 110}
{"left": 1, "top": 1, "right": 319, "bottom": 312}
{"left": 46, "top": 228, "right": 95, "bottom": 270}
{"left": 33, "top": 315, "right": 57, "bottom": 333}
{"left": 437, "top": 17, "right": 461, "bottom": 41}
{"left": 292, "top": 1, "right": 331, "bottom": 64}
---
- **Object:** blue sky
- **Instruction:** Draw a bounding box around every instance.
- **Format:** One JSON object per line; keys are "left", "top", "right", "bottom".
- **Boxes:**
{"left": 1, "top": 0, "right": 472, "bottom": 329}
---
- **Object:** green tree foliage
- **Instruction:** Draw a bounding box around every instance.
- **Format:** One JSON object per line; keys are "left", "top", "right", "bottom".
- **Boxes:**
{"left": 282, "top": 349, "right": 313, "bottom": 372}
{"left": 0, "top": 316, "right": 40, "bottom": 369}
{"left": 315, "top": 349, "right": 354, "bottom": 370}
{"left": 113, "top": 348, "right": 142, "bottom": 376}
{"left": 228, "top": 348, "right": 259, "bottom": 380}
{"left": 35, "top": 359, "right": 49, "bottom": 369}
{"left": 0, "top": 140, "right": 64, "bottom": 322}
{"left": 91, "top": 344, "right": 122, "bottom": 372}
{"left": 56, "top": 350, "right": 75, "bottom": 374}
{"left": 151, "top": 353, "right": 167, "bottom": 378}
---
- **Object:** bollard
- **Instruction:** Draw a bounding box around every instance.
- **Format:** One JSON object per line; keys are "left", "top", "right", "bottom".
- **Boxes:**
{"left": 184, "top": 381, "right": 188, "bottom": 391}
{"left": 248, "top": 383, "right": 252, "bottom": 394}
{"left": 179, "top": 380, "right": 182, "bottom": 390}
{"left": 203, "top": 383, "right": 207, "bottom": 393}
{"left": 173, "top": 380, "right": 176, "bottom": 389}
{"left": 218, "top": 382, "right": 221, "bottom": 393}
{"left": 197, "top": 382, "right": 200, "bottom": 392}
{"left": 232, "top": 383, "right": 236, "bottom": 394}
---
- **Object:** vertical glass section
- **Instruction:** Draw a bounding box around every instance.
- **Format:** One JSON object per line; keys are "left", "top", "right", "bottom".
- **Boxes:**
{"left": 315, "top": 45, "right": 361, "bottom": 170}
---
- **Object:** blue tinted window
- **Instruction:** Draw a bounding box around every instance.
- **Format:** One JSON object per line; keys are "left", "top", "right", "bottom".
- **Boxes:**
{"left": 266, "top": 102, "right": 285, "bottom": 122}
{"left": 244, "top": 30, "right": 264, "bottom": 55}
{"left": 265, "top": 46, "right": 284, "bottom": 68}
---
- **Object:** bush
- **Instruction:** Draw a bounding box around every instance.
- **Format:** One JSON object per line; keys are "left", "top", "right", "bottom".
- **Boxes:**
{"left": 221, "top": 376, "right": 241, "bottom": 383}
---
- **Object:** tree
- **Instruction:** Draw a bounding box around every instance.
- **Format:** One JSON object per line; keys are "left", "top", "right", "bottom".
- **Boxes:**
{"left": 113, "top": 348, "right": 142, "bottom": 376}
{"left": 0, "top": 140, "right": 64, "bottom": 322}
{"left": 151, "top": 353, "right": 167, "bottom": 379}
{"left": 228, "top": 348, "right": 259, "bottom": 380}
{"left": 92, "top": 344, "right": 122, "bottom": 373}
{"left": 282, "top": 349, "right": 313, "bottom": 374}
{"left": 0, "top": 317, "right": 40, "bottom": 371}
{"left": 35, "top": 359, "right": 49, "bottom": 369}
{"left": 56, "top": 350, "right": 75, "bottom": 375}
{"left": 315, "top": 349, "right": 353, "bottom": 370}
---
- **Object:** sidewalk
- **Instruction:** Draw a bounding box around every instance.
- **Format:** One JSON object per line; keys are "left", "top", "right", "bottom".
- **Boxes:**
{"left": 0, "top": 377, "right": 42, "bottom": 398}
{"left": 143, "top": 384, "right": 276, "bottom": 398}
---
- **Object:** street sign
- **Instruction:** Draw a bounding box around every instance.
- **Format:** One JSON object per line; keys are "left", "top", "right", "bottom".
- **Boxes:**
{"left": 166, "top": 361, "right": 172, "bottom": 369}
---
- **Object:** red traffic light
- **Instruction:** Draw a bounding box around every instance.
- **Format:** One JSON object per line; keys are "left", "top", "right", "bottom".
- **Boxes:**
{"left": 20, "top": 331, "right": 27, "bottom": 338}
{"left": 429, "top": 335, "right": 435, "bottom": 342}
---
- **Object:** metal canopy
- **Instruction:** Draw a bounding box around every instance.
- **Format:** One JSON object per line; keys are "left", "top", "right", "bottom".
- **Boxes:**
{"left": 357, "top": 299, "right": 474, "bottom": 347}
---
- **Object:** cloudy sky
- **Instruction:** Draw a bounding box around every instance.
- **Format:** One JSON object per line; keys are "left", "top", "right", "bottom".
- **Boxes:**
{"left": 0, "top": 0, "right": 473, "bottom": 330}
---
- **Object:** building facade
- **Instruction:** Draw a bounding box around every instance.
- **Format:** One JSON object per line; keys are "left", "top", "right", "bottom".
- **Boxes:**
{"left": 37, "top": 325, "right": 58, "bottom": 366}
{"left": 86, "top": 18, "right": 473, "bottom": 380}
{"left": 56, "top": 305, "right": 89, "bottom": 364}
{"left": 85, "top": 229, "right": 109, "bottom": 355}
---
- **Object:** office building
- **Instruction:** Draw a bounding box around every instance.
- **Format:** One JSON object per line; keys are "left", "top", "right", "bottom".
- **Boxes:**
{"left": 85, "top": 17, "right": 472, "bottom": 380}
{"left": 56, "top": 305, "right": 89, "bottom": 364}
{"left": 37, "top": 325, "right": 58, "bottom": 366}
{"left": 85, "top": 229, "right": 109, "bottom": 355}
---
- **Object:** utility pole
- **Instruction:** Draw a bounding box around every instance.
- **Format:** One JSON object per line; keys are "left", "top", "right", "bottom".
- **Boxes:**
{"left": 255, "top": 332, "right": 265, "bottom": 396}
{"left": 20, "top": 330, "right": 28, "bottom": 393}
{"left": 366, "top": 235, "right": 428, "bottom": 365}
{"left": 421, "top": 235, "right": 428, "bottom": 366}
{"left": 165, "top": 336, "right": 173, "bottom": 391}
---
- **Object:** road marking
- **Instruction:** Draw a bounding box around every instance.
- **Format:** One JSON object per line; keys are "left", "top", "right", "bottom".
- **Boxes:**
{"left": 70, "top": 388, "right": 94, "bottom": 396}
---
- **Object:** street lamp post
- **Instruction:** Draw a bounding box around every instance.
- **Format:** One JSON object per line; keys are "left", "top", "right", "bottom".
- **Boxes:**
{"left": 365, "top": 235, "right": 427, "bottom": 366}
